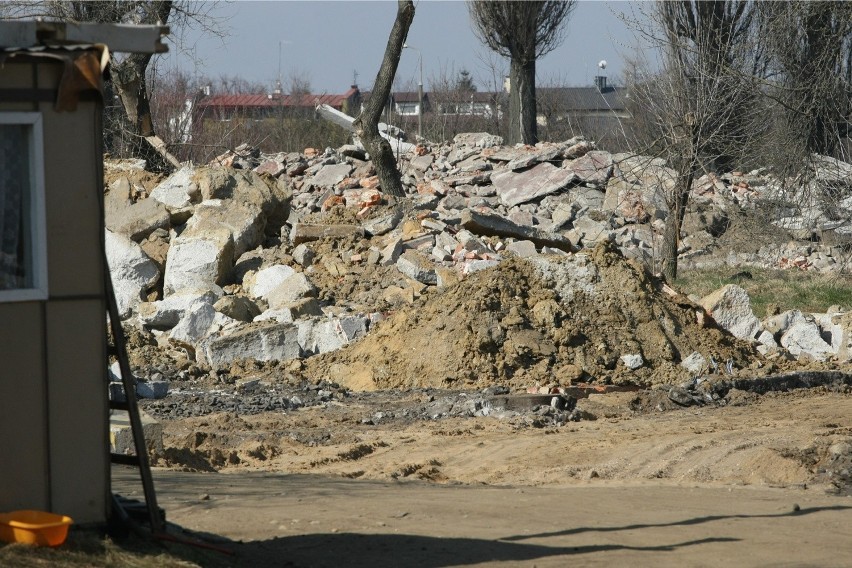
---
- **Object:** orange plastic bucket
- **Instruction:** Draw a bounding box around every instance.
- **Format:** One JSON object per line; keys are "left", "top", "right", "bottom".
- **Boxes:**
{"left": 0, "top": 510, "right": 73, "bottom": 546}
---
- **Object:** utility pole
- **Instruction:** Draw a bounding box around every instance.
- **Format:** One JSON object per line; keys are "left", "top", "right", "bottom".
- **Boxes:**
{"left": 403, "top": 43, "right": 422, "bottom": 141}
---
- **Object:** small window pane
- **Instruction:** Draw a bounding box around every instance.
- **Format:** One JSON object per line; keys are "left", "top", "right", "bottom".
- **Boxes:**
{"left": 0, "top": 124, "right": 31, "bottom": 290}
{"left": 0, "top": 113, "right": 46, "bottom": 302}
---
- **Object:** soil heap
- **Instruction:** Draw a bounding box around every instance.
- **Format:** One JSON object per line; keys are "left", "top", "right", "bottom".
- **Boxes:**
{"left": 306, "top": 242, "right": 761, "bottom": 391}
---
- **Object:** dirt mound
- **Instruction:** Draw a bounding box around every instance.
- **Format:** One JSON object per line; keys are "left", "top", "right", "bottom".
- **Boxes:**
{"left": 306, "top": 242, "right": 763, "bottom": 391}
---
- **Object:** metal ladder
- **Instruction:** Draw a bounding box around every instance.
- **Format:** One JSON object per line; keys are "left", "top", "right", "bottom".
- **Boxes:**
{"left": 105, "top": 270, "right": 164, "bottom": 534}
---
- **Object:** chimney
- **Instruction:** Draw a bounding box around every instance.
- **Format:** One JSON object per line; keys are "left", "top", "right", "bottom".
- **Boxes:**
{"left": 594, "top": 76, "right": 607, "bottom": 91}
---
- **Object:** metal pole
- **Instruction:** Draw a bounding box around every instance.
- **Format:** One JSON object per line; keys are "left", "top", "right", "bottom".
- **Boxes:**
{"left": 417, "top": 62, "right": 423, "bottom": 141}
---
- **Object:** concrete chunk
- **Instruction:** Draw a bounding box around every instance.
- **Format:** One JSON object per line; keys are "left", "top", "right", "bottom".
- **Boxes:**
{"left": 460, "top": 209, "right": 574, "bottom": 253}
{"left": 310, "top": 163, "right": 353, "bottom": 188}
{"left": 289, "top": 223, "right": 364, "bottom": 245}
{"left": 246, "top": 264, "right": 297, "bottom": 299}
{"left": 204, "top": 322, "right": 302, "bottom": 367}
{"left": 267, "top": 273, "right": 318, "bottom": 309}
{"left": 781, "top": 321, "right": 834, "bottom": 361}
{"left": 106, "top": 197, "right": 170, "bottom": 242}
{"left": 396, "top": 251, "right": 438, "bottom": 285}
{"left": 105, "top": 229, "right": 160, "bottom": 319}
{"left": 699, "top": 285, "right": 761, "bottom": 341}
{"left": 492, "top": 162, "right": 578, "bottom": 207}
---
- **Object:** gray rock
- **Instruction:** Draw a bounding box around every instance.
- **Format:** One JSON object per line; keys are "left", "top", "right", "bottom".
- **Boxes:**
{"left": 492, "top": 162, "right": 578, "bottom": 207}
{"left": 245, "top": 264, "right": 297, "bottom": 299}
{"left": 138, "top": 289, "right": 219, "bottom": 329}
{"left": 699, "top": 285, "right": 761, "bottom": 341}
{"left": 107, "top": 195, "right": 170, "bottom": 243}
{"left": 362, "top": 209, "right": 402, "bottom": 236}
{"left": 381, "top": 238, "right": 404, "bottom": 266}
{"left": 214, "top": 295, "right": 261, "bottom": 322}
{"left": 621, "top": 353, "right": 644, "bottom": 369}
{"left": 681, "top": 351, "right": 707, "bottom": 375}
{"left": 453, "top": 132, "right": 503, "bottom": 148}
{"left": 289, "top": 223, "right": 364, "bottom": 245}
{"left": 310, "top": 163, "right": 353, "bottom": 188}
{"left": 292, "top": 243, "right": 316, "bottom": 267}
{"left": 203, "top": 322, "right": 302, "bottom": 367}
{"left": 572, "top": 215, "right": 612, "bottom": 247}
{"left": 185, "top": 198, "right": 264, "bottom": 258}
{"left": 460, "top": 209, "right": 574, "bottom": 253}
{"left": 105, "top": 229, "right": 160, "bottom": 319}
{"left": 463, "top": 259, "right": 500, "bottom": 274}
{"left": 506, "top": 240, "right": 538, "bottom": 258}
{"left": 169, "top": 301, "right": 217, "bottom": 347}
{"left": 565, "top": 150, "right": 614, "bottom": 187}
{"left": 267, "top": 273, "right": 317, "bottom": 309}
{"left": 163, "top": 227, "right": 234, "bottom": 296}
{"left": 396, "top": 251, "right": 438, "bottom": 285}
{"left": 150, "top": 166, "right": 200, "bottom": 223}
{"left": 781, "top": 321, "right": 834, "bottom": 361}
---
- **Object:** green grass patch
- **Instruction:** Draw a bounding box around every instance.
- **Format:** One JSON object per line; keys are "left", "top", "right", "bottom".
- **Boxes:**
{"left": 675, "top": 267, "right": 852, "bottom": 317}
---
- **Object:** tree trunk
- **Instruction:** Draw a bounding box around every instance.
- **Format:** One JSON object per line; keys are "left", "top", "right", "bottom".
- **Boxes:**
{"left": 508, "top": 57, "right": 537, "bottom": 145}
{"left": 112, "top": 53, "right": 171, "bottom": 171}
{"left": 110, "top": 0, "right": 173, "bottom": 171}
{"left": 661, "top": 166, "right": 695, "bottom": 282}
{"left": 354, "top": 0, "right": 415, "bottom": 198}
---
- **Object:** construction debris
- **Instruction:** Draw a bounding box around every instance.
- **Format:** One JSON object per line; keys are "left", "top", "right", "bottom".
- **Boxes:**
{"left": 101, "top": 134, "right": 852, "bottom": 395}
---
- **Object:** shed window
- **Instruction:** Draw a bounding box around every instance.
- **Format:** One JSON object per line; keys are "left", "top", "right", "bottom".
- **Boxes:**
{"left": 0, "top": 113, "right": 47, "bottom": 301}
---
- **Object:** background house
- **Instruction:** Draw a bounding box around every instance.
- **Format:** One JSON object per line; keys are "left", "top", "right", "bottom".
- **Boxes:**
{"left": 193, "top": 85, "right": 361, "bottom": 123}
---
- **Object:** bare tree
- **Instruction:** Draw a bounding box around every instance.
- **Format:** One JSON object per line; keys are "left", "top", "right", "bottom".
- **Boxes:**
{"left": 629, "top": 0, "right": 760, "bottom": 281}
{"left": 758, "top": 1, "right": 852, "bottom": 160}
{"left": 353, "top": 0, "right": 415, "bottom": 198}
{"left": 468, "top": 0, "right": 575, "bottom": 144}
{"left": 2, "top": 1, "right": 221, "bottom": 171}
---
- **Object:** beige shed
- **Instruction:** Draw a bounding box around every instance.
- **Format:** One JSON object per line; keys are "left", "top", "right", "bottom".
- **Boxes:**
{"left": 0, "top": 22, "right": 167, "bottom": 526}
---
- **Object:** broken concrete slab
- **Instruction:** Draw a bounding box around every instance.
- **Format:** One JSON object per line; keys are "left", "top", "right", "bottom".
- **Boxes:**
{"left": 267, "top": 273, "right": 318, "bottom": 309}
{"left": 245, "top": 264, "right": 297, "bottom": 299}
{"left": 492, "top": 162, "right": 578, "bottom": 207}
{"left": 566, "top": 150, "right": 614, "bottom": 187}
{"left": 105, "top": 229, "right": 160, "bottom": 319}
{"left": 296, "top": 316, "right": 368, "bottom": 356}
{"left": 781, "top": 321, "right": 834, "bottom": 361}
{"left": 150, "top": 166, "right": 199, "bottom": 223}
{"left": 163, "top": 227, "right": 234, "bottom": 297}
{"left": 506, "top": 240, "right": 539, "bottom": 258}
{"left": 289, "top": 223, "right": 365, "bottom": 246}
{"left": 396, "top": 251, "right": 438, "bottom": 285}
{"left": 169, "top": 301, "right": 218, "bottom": 348}
{"left": 214, "top": 295, "right": 261, "bottom": 323}
{"left": 184, "top": 199, "right": 265, "bottom": 258}
{"left": 505, "top": 147, "right": 561, "bottom": 171}
{"left": 106, "top": 193, "right": 170, "bottom": 242}
{"left": 203, "top": 322, "right": 302, "bottom": 367}
{"left": 138, "top": 289, "right": 219, "bottom": 329}
{"left": 463, "top": 259, "right": 500, "bottom": 274}
{"left": 310, "top": 163, "right": 353, "bottom": 188}
{"left": 699, "top": 285, "right": 761, "bottom": 341}
{"left": 460, "top": 209, "right": 574, "bottom": 253}
{"left": 362, "top": 209, "right": 403, "bottom": 237}
{"left": 572, "top": 216, "right": 612, "bottom": 247}
{"left": 110, "top": 410, "right": 163, "bottom": 457}
{"left": 453, "top": 132, "right": 503, "bottom": 148}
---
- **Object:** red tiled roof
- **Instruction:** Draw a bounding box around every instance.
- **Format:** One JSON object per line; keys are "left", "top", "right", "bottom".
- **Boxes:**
{"left": 198, "top": 87, "right": 359, "bottom": 109}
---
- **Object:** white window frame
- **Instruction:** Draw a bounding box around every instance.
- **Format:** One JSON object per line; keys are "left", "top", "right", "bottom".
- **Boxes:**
{"left": 0, "top": 112, "right": 48, "bottom": 302}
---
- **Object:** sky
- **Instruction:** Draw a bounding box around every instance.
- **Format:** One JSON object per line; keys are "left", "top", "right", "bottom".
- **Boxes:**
{"left": 159, "top": 1, "right": 643, "bottom": 95}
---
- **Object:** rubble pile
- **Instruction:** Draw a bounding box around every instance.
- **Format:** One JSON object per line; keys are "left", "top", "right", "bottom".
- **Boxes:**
{"left": 103, "top": 133, "right": 852, "bottom": 391}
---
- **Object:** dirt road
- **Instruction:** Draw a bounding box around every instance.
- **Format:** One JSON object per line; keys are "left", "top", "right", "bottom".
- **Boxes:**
{"left": 117, "top": 388, "right": 852, "bottom": 566}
